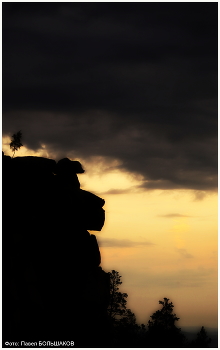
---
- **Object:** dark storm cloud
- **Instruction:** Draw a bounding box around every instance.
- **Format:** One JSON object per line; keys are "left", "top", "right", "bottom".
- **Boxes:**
{"left": 2, "top": 3, "right": 217, "bottom": 191}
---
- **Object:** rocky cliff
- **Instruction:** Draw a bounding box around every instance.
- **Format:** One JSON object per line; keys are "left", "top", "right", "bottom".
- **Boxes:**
{"left": 2, "top": 153, "right": 110, "bottom": 347}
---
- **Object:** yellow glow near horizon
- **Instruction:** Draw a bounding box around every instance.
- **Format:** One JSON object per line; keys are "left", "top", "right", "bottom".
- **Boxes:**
{"left": 2, "top": 139, "right": 217, "bottom": 328}
{"left": 86, "top": 175, "right": 217, "bottom": 327}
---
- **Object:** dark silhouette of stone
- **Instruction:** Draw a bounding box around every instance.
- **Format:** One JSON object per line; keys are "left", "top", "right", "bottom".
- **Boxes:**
{"left": 2, "top": 153, "right": 110, "bottom": 347}
{"left": 56, "top": 157, "right": 85, "bottom": 174}
{"left": 55, "top": 158, "right": 84, "bottom": 190}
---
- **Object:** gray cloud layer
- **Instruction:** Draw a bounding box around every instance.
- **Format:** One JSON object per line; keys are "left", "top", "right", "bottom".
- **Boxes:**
{"left": 98, "top": 237, "right": 154, "bottom": 248}
{"left": 2, "top": 3, "right": 217, "bottom": 191}
{"left": 176, "top": 248, "right": 194, "bottom": 259}
{"left": 157, "top": 213, "right": 192, "bottom": 218}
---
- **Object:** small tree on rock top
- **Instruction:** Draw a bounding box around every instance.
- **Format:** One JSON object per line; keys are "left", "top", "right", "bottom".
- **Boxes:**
{"left": 10, "top": 130, "right": 23, "bottom": 157}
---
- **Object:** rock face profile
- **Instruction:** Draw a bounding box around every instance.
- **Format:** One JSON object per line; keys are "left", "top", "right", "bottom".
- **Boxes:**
{"left": 2, "top": 153, "right": 110, "bottom": 347}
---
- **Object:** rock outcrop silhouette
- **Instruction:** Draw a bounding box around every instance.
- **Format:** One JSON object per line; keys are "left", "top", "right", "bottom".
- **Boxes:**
{"left": 2, "top": 153, "right": 110, "bottom": 347}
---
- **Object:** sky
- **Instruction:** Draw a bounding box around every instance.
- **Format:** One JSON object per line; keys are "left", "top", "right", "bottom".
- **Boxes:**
{"left": 2, "top": 2, "right": 218, "bottom": 329}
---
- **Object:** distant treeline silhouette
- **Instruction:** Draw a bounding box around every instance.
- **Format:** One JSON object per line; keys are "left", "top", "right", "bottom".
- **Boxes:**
{"left": 107, "top": 270, "right": 214, "bottom": 348}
